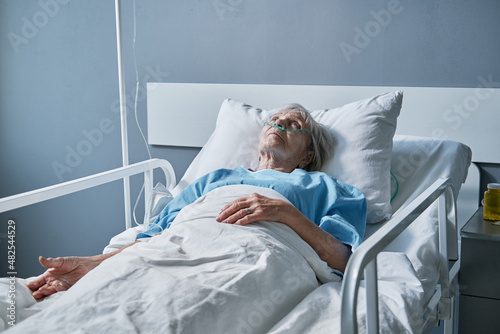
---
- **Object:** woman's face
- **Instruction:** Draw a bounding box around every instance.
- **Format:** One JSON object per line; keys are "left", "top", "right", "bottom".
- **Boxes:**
{"left": 258, "top": 110, "right": 314, "bottom": 168}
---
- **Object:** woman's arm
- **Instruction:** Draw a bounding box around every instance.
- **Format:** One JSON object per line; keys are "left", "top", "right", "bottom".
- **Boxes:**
{"left": 27, "top": 241, "right": 140, "bottom": 300}
{"left": 216, "top": 193, "right": 351, "bottom": 272}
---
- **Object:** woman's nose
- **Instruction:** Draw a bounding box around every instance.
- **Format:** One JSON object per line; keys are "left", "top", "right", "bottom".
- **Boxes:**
{"left": 275, "top": 118, "right": 286, "bottom": 128}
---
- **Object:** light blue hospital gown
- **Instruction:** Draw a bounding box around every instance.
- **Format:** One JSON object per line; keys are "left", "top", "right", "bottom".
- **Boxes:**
{"left": 138, "top": 167, "right": 367, "bottom": 249}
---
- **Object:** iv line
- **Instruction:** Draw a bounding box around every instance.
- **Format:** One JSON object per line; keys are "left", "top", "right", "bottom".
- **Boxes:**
{"left": 131, "top": 0, "right": 153, "bottom": 228}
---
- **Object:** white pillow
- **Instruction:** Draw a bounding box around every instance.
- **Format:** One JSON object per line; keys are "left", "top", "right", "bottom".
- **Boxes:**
{"left": 172, "top": 92, "right": 403, "bottom": 224}
{"left": 389, "top": 135, "right": 472, "bottom": 214}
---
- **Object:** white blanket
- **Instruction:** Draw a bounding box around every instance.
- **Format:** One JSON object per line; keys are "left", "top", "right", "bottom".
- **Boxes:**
{"left": 5, "top": 185, "right": 340, "bottom": 333}
{"left": 3, "top": 184, "right": 433, "bottom": 333}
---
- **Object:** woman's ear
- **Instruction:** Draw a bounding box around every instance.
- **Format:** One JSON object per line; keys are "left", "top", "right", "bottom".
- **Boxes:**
{"left": 299, "top": 150, "right": 315, "bottom": 169}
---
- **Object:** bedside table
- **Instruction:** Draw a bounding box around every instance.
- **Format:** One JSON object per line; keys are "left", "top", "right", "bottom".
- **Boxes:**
{"left": 459, "top": 207, "right": 500, "bottom": 333}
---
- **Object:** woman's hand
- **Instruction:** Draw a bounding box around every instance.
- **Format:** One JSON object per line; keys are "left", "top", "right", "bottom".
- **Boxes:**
{"left": 26, "top": 256, "right": 101, "bottom": 300}
{"left": 216, "top": 193, "right": 294, "bottom": 226}
{"left": 27, "top": 241, "right": 140, "bottom": 300}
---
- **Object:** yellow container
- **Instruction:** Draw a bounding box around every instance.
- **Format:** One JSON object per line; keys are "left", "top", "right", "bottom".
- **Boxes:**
{"left": 483, "top": 183, "right": 500, "bottom": 222}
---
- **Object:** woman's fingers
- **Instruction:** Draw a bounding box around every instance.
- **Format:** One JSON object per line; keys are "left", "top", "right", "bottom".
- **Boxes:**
{"left": 217, "top": 197, "right": 242, "bottom": 217}
{"left": 31, "top": 282, "right": 58, "bottom": 300}
{"left": 217, "top": 195, "right": 256, "bottom": 225}
{"left": 26, "top": 275, "right": 47, "bottom": 291}
{"left": 216, "top": 193, "right": 290, "bottom": 226}
{"left": 29, "top": 277, "right": 73, "bottom": 300}
{"left": 28, "top": 255, "right": 85, "bottom": 300}
{"left": 39, "top": 256, "right": 63, "bottom": 269}
{"left": 218, "top": 196, "right": 248, "bottom": 216}
{"left": 217, "top": 206, "right": 253, "bottom": 225}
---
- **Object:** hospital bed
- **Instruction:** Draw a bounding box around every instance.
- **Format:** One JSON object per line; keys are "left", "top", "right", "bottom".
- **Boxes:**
{"left": 0, "top": 84, "right": 476, "bottom": 333}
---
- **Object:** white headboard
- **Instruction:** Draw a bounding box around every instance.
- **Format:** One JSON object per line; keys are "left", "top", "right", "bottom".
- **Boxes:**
{"left": 147, "top": 82, "right": 500, "bottom": 164}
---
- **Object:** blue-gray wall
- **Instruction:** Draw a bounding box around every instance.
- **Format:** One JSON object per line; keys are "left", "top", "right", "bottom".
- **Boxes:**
{"left": 1, "top": 0, "right": 499, "bottom": 277}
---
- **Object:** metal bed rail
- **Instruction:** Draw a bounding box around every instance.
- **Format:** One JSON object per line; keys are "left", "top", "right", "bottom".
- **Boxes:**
{"left": 340, "top": 177, "right": 458, "bottom": 334}
{"left": 0, "top": 159, "right": 176, "bottom": 230}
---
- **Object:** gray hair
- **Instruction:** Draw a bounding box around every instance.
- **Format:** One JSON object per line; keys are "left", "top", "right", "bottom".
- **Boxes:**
{"left": 279, "top": 103, "right": 335, "bottom": 171}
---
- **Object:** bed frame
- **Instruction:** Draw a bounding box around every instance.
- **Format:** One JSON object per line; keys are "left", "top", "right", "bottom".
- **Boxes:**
{"left": 0, "top": 158, "right": 457, "bottom": 333}
{"left": 0, "top": 167, "right": 459, "bottom": 332}
{"left": 342, "top": 177, "right": 458, "bottom": 333}
{"left": 3, "top": 82, "right": 491, "bottom": 333}
{"left": 0, "top": 159, "right": 176, "bottom": 220}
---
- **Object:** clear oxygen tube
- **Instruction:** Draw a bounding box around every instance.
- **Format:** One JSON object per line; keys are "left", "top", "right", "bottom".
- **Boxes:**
{"left": 264, "top": 122, "right": 315, "bottom": 145}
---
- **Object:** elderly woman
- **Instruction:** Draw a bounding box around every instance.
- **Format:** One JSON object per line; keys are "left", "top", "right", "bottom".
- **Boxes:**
{"left": 28, "top": 104, "right": 366, "bottom": 301}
